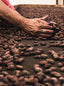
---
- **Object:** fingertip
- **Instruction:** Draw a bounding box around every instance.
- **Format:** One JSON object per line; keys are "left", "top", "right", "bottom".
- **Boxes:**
{"left": 51, "top": 30, "right": 54, "bottom": 33}
{"left": 47, "top": 25, "right": 52, "bottom": 28}
{"left": 42, "top": 15, "right": 49, "bottom": 20}
{"left": 52, "top": 30, "right": 54, "bottom": 33}
{"left": 49, "top": 29, "right": 54, "bottom": 33}
{"left": 49, "top": 26, "right": 53, "bottom": 28}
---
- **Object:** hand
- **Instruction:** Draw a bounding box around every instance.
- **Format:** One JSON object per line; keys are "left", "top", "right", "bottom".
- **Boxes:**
{"left": 23, "top": 15, "right": 54, "bottom": 38}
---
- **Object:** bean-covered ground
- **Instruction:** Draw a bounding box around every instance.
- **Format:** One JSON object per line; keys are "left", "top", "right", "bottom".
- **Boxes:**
{"left": 0, "top": 5, "right": 64, "bottom": 86}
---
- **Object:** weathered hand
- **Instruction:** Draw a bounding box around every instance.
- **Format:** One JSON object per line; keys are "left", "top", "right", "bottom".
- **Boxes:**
{"left": 23, "top": 16, "right": 53, "bottom": 38}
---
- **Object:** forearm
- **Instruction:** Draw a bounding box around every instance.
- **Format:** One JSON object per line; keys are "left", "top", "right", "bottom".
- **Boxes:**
{"left": 0, "top": 0, "right": 26, "bottom": 27}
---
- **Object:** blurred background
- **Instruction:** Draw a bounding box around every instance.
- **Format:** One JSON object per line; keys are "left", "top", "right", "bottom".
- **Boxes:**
{"left": 9, "top": 0, "right": 64, "bottom": 5}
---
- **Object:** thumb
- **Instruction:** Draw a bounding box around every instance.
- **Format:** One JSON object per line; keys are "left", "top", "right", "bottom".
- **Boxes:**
{"left": 40, "top": 15, "right": 49, "bottom": 20}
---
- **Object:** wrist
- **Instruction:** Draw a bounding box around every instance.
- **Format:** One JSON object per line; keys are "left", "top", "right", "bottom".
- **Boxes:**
{"left": 19, "top": 17, "right": 28, "bottom": 28}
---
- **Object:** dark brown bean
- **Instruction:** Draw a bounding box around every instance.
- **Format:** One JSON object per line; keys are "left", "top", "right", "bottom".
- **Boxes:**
{"left": 16, "top": 65, "right": 23, "bottom": 70}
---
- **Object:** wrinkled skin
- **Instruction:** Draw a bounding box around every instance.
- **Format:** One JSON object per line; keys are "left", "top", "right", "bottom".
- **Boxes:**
{"left": 23, "top": 15, "right": 53, "bottom": 37}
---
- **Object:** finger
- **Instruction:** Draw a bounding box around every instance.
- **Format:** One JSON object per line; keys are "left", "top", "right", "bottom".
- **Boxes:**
{"left": 40, "top": 29, "right": 54, "bottom": 34}
{"left": 37, "top": 29, "right": 53, "bottom": 34}
{"left": 40, "top": 24, "right": 52, "bottom": 29}
{"left": 40, "top": 33, "right": 52, "bottom": 37}
{"left": 50, "top": 21, "right": 56, "bottom": 24}
{"left": 37, "top": 19, "right": 48, "bottom": 25}
{"left": 47, "top": 21, "right": 56, "bottom": 25}
{"left": 40, "top": 15, "right": 49, "bottom": 20}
